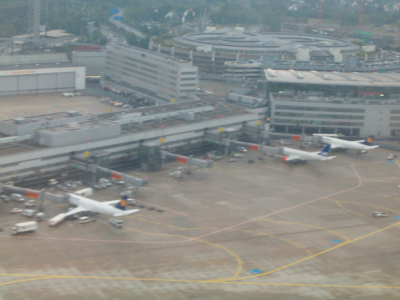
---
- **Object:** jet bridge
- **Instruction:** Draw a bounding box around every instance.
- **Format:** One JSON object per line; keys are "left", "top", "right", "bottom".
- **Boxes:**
{"left": 0, "top": 184, "right": 68, "bottom": 203}
{"left": 161, "top": 151, "right": 213, "bottom": 169}
{"left": 0, "top": 184, "right": 68, "bottom": 218}
{"left": 70, "top": 159, "right": 149, "bottom": 187}
{"left": 221, "top": 139, "right": 283, "bottom": 155}
{"left": 91, "top": 165, "right": 149, "bottom": 187}
{"left": 204, "top": 136, "right": 283, "bottom": 156}
{"left": 292, "top": 134, "right": 325, "bottom": 144}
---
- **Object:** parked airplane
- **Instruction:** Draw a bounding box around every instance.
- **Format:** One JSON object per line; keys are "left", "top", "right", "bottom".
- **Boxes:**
{"left": 316, "top": 135, "right": 379, "bottom": 153}
{"left": 282, "top": 144, "right": 336, "bottom": 163}
{"left": 66, "top": 195, "right": 139, "bottom": 217}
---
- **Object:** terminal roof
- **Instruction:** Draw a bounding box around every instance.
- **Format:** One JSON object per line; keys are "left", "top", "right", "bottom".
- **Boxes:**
{"left": 3, "top": 112, "right": 83, "bottom": 124}
{"left": 0, "top": 62, "right": 83, "bottom": 71}
{"left": 265, "top": 69, "right": 400, "bottom": 87}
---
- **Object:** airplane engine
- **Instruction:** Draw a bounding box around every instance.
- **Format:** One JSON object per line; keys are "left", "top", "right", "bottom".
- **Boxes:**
{"left": 281, "top": 156, "right": 287, "bottom": 162}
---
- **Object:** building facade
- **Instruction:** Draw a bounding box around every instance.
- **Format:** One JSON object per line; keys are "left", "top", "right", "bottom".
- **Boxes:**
{"left": 105, "top": 45, "right": 198, "bottom": 102}
{"left": 0, "top": 102, "right": 258, "bottom": 181}
{"left": 270, "top": 93, "right": 400, "bottom": 137}
{"left": 72, "top": 50, "right": 106, "bottom": 78}
{"left": 0, "top": 63, "right": 85, "bottom": 95}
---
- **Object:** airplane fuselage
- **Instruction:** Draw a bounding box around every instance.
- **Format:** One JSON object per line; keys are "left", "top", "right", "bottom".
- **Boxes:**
{"left": 321, "top": 137, "right": 378, "bottom": 151}
{"left": 69, "top": 194, "right": 124, "bottom": 216}
{"left": 282, "top": 147, "right": 332, "bottom": 162}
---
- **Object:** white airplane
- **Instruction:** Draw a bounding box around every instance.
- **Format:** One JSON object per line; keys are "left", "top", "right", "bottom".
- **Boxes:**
{"left": 66, "top": 195, "right": 139, "bottom": 217}
{"left": 282, "top": 144, "right": 336, "bottom": 163}
{"left": 316, "top": 135, "right": 379, "bottom": 153}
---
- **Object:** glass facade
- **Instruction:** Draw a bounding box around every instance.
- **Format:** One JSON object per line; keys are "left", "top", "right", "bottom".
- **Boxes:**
{"left": 275, "top": 112, "right": 364, "bottom": 120}
{"left": 267, "top": 82, "right": 399, "bottom": 98}
{"left": 274, "top": 119, "right": 364, "bottom": 127}
{"left": 275, "top": 105, "right": 365, "bottom": 113}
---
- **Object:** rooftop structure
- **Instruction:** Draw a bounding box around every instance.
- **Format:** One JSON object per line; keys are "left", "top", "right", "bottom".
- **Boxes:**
{"left": 265, "top": 69, "right": 400, "bottom": 97}
{"left": 0, "top": 62, "right": 83, "bottom": 71}
{"left": 13, "top": 29, "right": 74, "bottom": 40}
{"left": 13, "top": 29, "right": 78, "bottom": 49}
{"left": 34, "top": 120, "right": 121, "bottom": 147}
{"left": 265, "top": 69, "right": 400, "bottom": 87}
{"left": 0, "top": 112, "right": 86, "bottom": 136}
{"left": 173, "top": 29, "right": 359, "bottom": 55}
{"left": 0, "top": 54, "right": 69, "bottom": 65}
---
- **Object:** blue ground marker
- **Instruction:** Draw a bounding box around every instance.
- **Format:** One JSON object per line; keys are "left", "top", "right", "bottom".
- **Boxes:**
{"left": 393, "top": 216, "right": 400, "bottom": 220}
{"left": 331, "top": 239, "right": 342, "bottom": 244}
{"left": 250, "top": 269, "right": 263, "bottom": 275}
{"left": 388, "top": 161, "right": 395, "bottom": 164}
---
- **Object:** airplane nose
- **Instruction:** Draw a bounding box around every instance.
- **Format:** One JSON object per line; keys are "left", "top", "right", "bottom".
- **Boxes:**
{"left": 282, "top": 156, "right": 287, "bottom": 162}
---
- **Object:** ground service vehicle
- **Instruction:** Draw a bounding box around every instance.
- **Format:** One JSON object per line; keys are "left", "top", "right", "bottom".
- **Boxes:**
{"left": 78, "top": 216, "right": 91, "bottom": 224}
{"left": 74, "top": 188, "right": 93, "bottom": 197}
{"left": 22, "top": 209, "right": 36, "bottom": 217}
{"left": 48, "top": 179, "right": 58, "bottom": 186}
{"left": 48, "top": 213, "right": 66, "bottom": 226}
{"left": 1, "top": 195, "right": 10, "bottom": 202}
{"left": 11, "top": 221, "right": 37, "bottom": 235}
{"left": 36, "top": 212, "right": 45, "bottom": 221}
{"left": 127, "top": 198, "right": 136, "bottom": 205}
{"left": 11, "top": 193, "right": 24, "bottom": 202}
{"left": 25, "top": 200, "right": 36, "bottom": 207}
{"left": 109, "top": 218, "right": 123, "bottom": 228}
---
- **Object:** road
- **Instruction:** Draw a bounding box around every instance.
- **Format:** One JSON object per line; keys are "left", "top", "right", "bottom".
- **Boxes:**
{"left": 100, "top": 26, "right": 127, "bottom": 46}
{"left": 109, "top": 10, "right": 146, "bottom": 39}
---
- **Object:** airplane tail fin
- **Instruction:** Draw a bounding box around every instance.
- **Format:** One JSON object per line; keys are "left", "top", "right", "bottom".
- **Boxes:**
{"left": 115, "top": 196, "right": 128, "bottom": 211}
{"left": 318, "top": 144, "right": 331, "bottom": 157}
{"left": 363, "top": 136, "right": 374, "bottom": 146}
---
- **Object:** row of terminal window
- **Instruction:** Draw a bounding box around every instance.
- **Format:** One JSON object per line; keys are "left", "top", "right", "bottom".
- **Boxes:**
{"left": 275, "top": 105, "right": 365, "bottom": 113}
{"left": 275, "top": 112, "right": 365, "bottom": 120}
{"left": 274, "top": 119, "right": 364, "bottom": 127}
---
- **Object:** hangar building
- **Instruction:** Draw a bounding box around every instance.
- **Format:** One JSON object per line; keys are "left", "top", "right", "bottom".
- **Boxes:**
{"left": 0, "top": 54, "right": 85, "bottom": 95}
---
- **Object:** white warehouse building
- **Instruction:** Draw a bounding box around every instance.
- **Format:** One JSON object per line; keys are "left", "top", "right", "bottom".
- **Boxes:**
{"left": 0, "top": 55, "right": 85, "bottom": 95}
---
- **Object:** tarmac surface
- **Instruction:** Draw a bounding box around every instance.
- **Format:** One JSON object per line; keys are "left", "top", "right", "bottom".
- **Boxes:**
{"left": 1, "top": 146, "right": 400, "bottom": 299}
{"left": 0, "top": 92, "right": 125, "bottom": 121}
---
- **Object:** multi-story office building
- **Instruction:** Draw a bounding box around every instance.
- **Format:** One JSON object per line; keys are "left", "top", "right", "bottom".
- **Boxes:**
{"left": 105, "top": 45, "right": 198, "bottom": 102}
{"left": 270, "top": 92, "right": 400, "bottom": 137}
{"left": 266, "top": 69, "right": 400, "bottom": 136}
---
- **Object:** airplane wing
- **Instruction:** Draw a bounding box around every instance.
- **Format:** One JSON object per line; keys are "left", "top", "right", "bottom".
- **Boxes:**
{"left": 102, "top": 200, "right": 122, "bottom": 205}
{"left": 328, "top": 142, "right": 341, "bottom": 150}
{"left": 113, "top": 209, "right": 140, "bottom": 217}
{"left": 65, "top": 206, "right": 89, "bottom": 216}
{"left": 320, "top": 156, "right": 336, "bottom": 160}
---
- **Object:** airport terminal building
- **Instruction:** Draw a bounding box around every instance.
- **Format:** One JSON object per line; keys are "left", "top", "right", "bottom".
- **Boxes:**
{"left": 0, "top": 102, "right": 260, "bottom": 184}
{"left": 267, "top": 69, "right": 400, "bottom": 136}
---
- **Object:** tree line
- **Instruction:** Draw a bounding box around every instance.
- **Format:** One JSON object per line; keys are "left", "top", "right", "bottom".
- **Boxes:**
{"left": 1, "top": 0, "right": 400, "bottom": 43}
